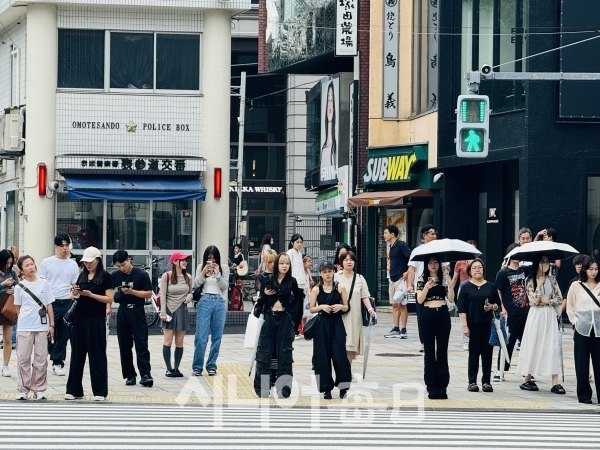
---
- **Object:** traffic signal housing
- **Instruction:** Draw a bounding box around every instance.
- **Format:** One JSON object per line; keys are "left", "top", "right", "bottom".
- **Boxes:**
{"left": 455, "top": 95, "right": 490, "bottom": 158}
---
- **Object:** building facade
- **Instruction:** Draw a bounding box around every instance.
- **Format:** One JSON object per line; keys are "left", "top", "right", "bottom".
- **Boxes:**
{"left": 437, "top": 0, "right": 600, "bottom": 288}
{"left": 0, "top": 1, "right": 248, "bottom": 267}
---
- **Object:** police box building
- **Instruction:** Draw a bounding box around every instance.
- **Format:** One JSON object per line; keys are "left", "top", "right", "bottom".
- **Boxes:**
{"left": 0, "top": 0, "right": 249, "bottom": 266}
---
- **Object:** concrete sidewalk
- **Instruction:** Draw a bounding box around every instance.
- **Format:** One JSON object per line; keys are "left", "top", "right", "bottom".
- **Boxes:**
{"left": 0, "top": 310, "right": 596, "bottom": 411}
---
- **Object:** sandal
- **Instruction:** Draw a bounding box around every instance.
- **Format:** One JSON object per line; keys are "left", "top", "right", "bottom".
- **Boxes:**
{"left": 519, "top": 380, "right": 539, "bottom": 391}
{"left": 551, "top": 384, "right": 566, "bottom": 394}
{"left": 482, "top": 383, "right": 493, "bottom": 393}
{"left": 467, "top": 383, "right": 479, "bottom": 392}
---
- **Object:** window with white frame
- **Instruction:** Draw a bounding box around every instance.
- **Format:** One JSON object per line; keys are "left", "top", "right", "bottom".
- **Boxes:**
{"left": 58, "top": 29, "right": 200, "bottom": 92}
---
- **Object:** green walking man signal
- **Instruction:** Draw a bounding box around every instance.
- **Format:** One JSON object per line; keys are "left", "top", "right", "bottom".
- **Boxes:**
{"left": 455, "top": 95, "right": 490, "bottom": 158}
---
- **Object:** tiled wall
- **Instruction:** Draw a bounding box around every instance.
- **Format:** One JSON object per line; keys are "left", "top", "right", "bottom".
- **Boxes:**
{"left": 56, "top": 93, "right": 203, "bottom": 157}
{"left": 57, "top": 6, "right": 204, "bottom": 32}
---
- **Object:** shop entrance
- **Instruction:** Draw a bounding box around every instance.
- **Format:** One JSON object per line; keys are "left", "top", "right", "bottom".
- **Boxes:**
{"left": 246, "top": 214, "right": 283, "bottom": 272}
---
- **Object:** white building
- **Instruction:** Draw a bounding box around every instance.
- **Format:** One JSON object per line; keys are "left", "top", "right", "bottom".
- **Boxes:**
{"left": 0, "top": 0, "right": 250, "bottom": 268}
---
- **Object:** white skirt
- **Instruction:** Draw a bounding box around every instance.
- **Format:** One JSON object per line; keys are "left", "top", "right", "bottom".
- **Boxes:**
{"left": 517, "top": 305, "right": 562, "bottom": 377}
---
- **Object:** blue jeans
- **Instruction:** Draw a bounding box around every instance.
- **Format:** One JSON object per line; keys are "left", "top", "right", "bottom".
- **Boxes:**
{"left": 192, "top": 294, "right": 226, "bottom": 372}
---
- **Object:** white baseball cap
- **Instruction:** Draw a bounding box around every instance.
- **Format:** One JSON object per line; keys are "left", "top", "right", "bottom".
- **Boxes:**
{"left": 81, "top": 246, "right": 102, "bottom": 262}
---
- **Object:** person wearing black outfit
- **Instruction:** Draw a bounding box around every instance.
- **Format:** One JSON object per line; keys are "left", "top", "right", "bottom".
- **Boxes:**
{"left": 310, "top": 261, "right": 351, "bottom": 400}
{"left": 416, "top": 254, "right": 455, "bottom": 399}
{"left": 493, "top": 243, "right": 530, "bottom": 382}
{"left": 458, "top": 259, "right": 501, "bottom": 393}
{"left": 111, "top": 250, "right": 154, "bottom": 388}
{"left": 383, "top": 225, "right": 412, "bottom": 339}
{"left": 65, "top": 247, "right": 113, "bottom": 401}
{"left": 253, "top": 252, "right": 303, "bottom": 398}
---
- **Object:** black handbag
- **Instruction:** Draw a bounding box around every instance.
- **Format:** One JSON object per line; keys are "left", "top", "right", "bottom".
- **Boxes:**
{"left": 304, "top": 282, "right": 338, "bottom": 340}
{"left": 361, "top": 296, "right": 377, "bottom": 326}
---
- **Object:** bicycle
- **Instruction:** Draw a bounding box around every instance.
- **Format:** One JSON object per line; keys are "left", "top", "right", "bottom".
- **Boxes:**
{"left": 139, "top": 257, "right": 164, "bottom": 328}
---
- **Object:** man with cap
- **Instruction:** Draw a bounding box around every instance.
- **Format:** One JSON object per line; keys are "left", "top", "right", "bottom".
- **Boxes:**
{"left": 111, "top": 250, "right": 154, "bottom": 387}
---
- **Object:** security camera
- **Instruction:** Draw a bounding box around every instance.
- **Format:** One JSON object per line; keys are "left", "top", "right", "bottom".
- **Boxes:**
{"left": 48, "top": 181, "right": 60, "bottom": 192}
{"left": 481, "top": 64, "right": 492, "bottom": 76}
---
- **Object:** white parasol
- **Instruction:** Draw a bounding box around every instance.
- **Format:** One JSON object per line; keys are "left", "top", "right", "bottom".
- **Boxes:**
{"left": 409, "top": 239, "right": 481, "bottom": 263}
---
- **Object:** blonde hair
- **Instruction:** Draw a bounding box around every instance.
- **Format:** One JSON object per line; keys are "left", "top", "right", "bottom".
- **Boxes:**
{"left": 262, "top": 248, "right": 278, "bottom": 264}
{"left": 277, "top": 253, "right": 291, "bottom": 265}
{"left": 6, "top": 246, "right": 19, "bottom": 260}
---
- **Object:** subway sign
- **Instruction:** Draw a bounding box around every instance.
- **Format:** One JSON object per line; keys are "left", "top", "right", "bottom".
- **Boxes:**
{"left": 362, "top": 146, "right": 426, "bottom": 185}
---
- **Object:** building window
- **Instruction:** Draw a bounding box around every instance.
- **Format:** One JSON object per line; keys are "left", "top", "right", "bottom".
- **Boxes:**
{"left": 56, "top": 197, "right": 104, "bottom": 249}
{"left": 58, "top": 29, "right": 105, "bottom": 89}
{"left": 459, "top": 0, "right": 526, "bottom": 111}
{"left": 412, "top": 0, "right": 439, "bottom": 114}
{"left": 588, "top": 177, "right": 600, "bottom": 257}
{"left": 239, "top": 145, "right": 286, "bottom": 180}
{"left": 58, "top": 30, "right": 200, "bottom": 92}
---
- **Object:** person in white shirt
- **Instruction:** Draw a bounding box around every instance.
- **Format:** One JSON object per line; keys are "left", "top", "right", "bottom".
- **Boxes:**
{"left": 14, "top": 255, "right": 55, "bottom": 400}
{"left": 38, "top": 234, "right": 80, "bottom": 376}
{"left": 406, "top": 224, "right": 437, "bottom": 351}
{"left": 286, "top": 234, "right": 308, "bottom": 334}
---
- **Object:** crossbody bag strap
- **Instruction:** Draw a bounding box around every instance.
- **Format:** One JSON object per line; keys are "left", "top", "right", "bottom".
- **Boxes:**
{"left": 348, "top": 274, "right": 357, "bottom": 300}
{"left": 17, "top": 283, "right": 45, "bottom": 310}
{"left": 579, "top": 282, "right": 600, "bottom": 309}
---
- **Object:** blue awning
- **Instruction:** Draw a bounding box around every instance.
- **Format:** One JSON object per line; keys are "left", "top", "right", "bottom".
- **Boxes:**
{"left": 64, "top": 175, "right": 206, "bottom": 201}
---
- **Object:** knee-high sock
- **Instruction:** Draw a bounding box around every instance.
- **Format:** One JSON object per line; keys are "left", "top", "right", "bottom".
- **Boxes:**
{"left": 174, "top": 347, "right": 184, "bottom": 370}
{"left": 163, "top": 345, "right": 173, "bottom": 371}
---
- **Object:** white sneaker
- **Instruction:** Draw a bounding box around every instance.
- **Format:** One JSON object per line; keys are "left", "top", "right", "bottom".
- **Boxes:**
{"left": 93, "top": 396, "right": 105, "bottom": 401}
{"left": 52, "top": 365, "right": 66, "bottom": 376}
{"left": 2, "top": 366, "right": 10, "bottom": 377}
{"left": 35, "top": 391, "right": 47, "bottom": 400}
{"left": 16, "top": 392, "right": 27, "bottom": 400}
{"left": 492, "top": 371, "right": 505, "bottom": 382}
{"left": 65, "top": 394, "right": 83, "bottom": 400}
{"left": 463, "top": 342, "right": 469, "bottom": 351}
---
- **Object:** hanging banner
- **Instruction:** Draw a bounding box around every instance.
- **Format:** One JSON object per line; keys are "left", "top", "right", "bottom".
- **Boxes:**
{"left": 336, "top": 0, "right": 358, "bottom": 56}
{"left": 382, "top": 0, "right": 399, "bottom": 118}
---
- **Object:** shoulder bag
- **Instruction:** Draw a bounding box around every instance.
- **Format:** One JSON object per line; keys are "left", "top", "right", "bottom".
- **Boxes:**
{"left": 156, "top": 272, "right": 170, "bottom": 308}
{"left": 17, "top": 283, "right": 48, "bottom": 324}
{"left": 344, "top": 273, "right": 357, "bottom": 314}
{"left": 304, "top": 282, "right": 338, "bottom": 340}
{"left": 0, "top": 294, "right": 18, "bottom": 323}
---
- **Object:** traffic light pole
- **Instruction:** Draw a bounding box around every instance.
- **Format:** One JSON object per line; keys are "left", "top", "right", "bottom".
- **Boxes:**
{"left": 466, "top": 70, "right": 600, "bottom": 93}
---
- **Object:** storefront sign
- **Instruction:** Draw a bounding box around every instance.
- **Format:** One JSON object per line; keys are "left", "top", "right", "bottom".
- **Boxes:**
{"left": 55, "top": 155, "right": 206, "bottom": 174}
{"left": 363, "top": 145, "right": 427, "bottom": 185}
{"left": 315, "top": 188, "right": 343, "bottom": 216}
{"left": 336, "top": 0, "right": 358, "bottom": 56}
{"left": 70, "top": 121, "right": 190, "bottom": 131}
{"left": 228, "top": 180, "right": 286, "bottom": 198}
{"left": 383, "top": 0, "right": 399, "bottom": 118}
{"left": 487, "top": 207, "right": 499, "bottom": 224}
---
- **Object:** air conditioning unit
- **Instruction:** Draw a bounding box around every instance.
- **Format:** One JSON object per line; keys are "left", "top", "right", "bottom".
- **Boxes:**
{"left": 2, "top": 113, "right": 23, "bottom": 151}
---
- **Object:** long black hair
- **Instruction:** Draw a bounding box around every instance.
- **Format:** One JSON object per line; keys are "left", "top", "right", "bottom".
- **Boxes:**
{"left": 334, "top": 243, "right": 351, "bottom": 267}
{"left": 259, "top": 234, "right": 273, "bottom": 252}
{"left": 580, "top": 256, "right": 600, "bottom": 283}
{"left": 0, "top": 250, "right": 14, "bottom": 274}
{"left": 321, "top": 81, "right": 337, "bottom": 166}
{"left": 77, "top": 257, "right": 106, "bottom": 285}
{"left": 527, "top": 253, "right": 551, "bottom": 291}
{"left": 202, "top": 245, "right": 222, "bottom": 268}
{"left": 426, "top": 255, "right": 444, "bottom": 281}
{"left": 288, "top": 233, "right": 303, "bottom": 250}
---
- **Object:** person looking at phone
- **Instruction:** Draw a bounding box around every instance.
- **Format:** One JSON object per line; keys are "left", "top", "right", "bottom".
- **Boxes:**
{"left": 192, "top": 246, "right": 229, "bottom": 377}
{"left": 253, "top": 253, "right": 303, "bottom": 398}
{"left": 416, "top": 254, "right": 455, "bottom": 399}
{"left": 158, "top": 252, "right": 192, "bottom": 378}
{"left": 111, "top": 250, "right": 154, "bottom": 387}
{"left": 38, "top": 234, "right": 80, "bottom": 377}
{"left": 65, "top": 247, "right": 113, "bottom": 401}
{"left": 0, "top": 249, "right": 17, "bottom": 377}
{"left": 457, "top": 259, "right": 501, "bottom": 393}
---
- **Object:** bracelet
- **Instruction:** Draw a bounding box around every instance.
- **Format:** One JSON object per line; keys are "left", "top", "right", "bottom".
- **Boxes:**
{"left": 49, "top": 325, "right": 54, "bottom": 328}
{"left": 368, "top": 308, "right": 374, "bottom": 312}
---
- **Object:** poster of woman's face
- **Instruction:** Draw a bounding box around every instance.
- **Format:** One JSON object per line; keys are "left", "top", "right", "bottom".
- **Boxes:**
{"left": 320, "top": 78, "right": 339, "bottom": 185}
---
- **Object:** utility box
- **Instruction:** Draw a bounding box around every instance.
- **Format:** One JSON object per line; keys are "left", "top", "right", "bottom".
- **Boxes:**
{"left": 1, "top": 113, "right": 23, "bottom": 151}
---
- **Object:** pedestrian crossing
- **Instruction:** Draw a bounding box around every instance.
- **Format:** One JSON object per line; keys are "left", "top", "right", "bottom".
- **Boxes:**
{"left": 0, "top": 403, "right": 598, "bottom": 449}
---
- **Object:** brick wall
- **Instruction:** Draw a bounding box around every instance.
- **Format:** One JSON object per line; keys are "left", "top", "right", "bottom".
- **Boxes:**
{"left": 257, "top": 0, "right": 268, "bottom": 73}
{"left": 356, "top": 0, "right": 370, "bottom": 274}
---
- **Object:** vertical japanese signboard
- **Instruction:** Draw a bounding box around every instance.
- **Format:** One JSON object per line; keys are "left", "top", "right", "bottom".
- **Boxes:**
{"left": 428, "top": 0, "right": 439, "bottom": 109}
{"left": 383, "top": 0, "right": 399, "bottom": 118}
{"left": 336, "top": 0, "right": 358, "bottom": 56}
{"left": 180, "top": 210, "right": 192, "bottom": 236}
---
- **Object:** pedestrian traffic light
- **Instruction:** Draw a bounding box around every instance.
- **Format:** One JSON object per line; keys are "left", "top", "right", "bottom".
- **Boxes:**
{"left": 455, "top": 95, "right": 489, "bottom": 158}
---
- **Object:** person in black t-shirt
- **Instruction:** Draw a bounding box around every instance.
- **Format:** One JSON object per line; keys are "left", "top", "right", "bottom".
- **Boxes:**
{"left": 493, "top": 243, "right": 530, "bottom": 380}
{"left": 65, "top": 247, "right": 114, "bottom": 401}
{"left": 383, "top": 225, "right": 412, "bottom": 338}
{"left": 111, "top": 250, "right": 154, "bottom": 388}
{"left": 232, "top": 244, "right": 244, "bottom": 268}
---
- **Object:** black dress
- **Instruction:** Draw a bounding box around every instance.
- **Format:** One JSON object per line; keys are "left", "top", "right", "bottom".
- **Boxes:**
{"left": 312, "top": 285, "right": 352, "bottom": 394}
{"left": 253, "top": 275, "right": 303, "bottom": 398}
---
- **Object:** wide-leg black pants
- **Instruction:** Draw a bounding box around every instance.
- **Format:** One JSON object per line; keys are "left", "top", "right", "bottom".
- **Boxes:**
{"left": 312, "top": 315, "right": 351, "bottom": 393}
{"left": 574, "top": 329, "right": 600, "bottom": 403}
{"left": 66, "top": 316, "right": 108, "bottom": 397}
{"left": 254, "top": 312, "right": 295, "bottom": 397}
{"left": 420, "top": 305, "right": 451, "bottom": 397}
{"left": 468, "top": 321, "right": 493, "bottom": 385}
{"left": 117, "top": 305, "right": 151, "bottom": 379}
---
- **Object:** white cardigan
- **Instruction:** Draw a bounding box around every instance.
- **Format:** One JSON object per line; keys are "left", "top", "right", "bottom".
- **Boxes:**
{"left": 193, "top": 263, "right": 229, "bottom": 302}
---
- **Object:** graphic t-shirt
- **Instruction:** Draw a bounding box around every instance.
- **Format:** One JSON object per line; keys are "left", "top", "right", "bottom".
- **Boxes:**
{"left": 495, "top": 266, "right": 530, "bottom": 316}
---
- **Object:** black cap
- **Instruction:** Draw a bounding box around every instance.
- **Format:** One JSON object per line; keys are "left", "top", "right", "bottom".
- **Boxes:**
{"left": 318, "top": 261, "right": 335, "bottom": 271}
